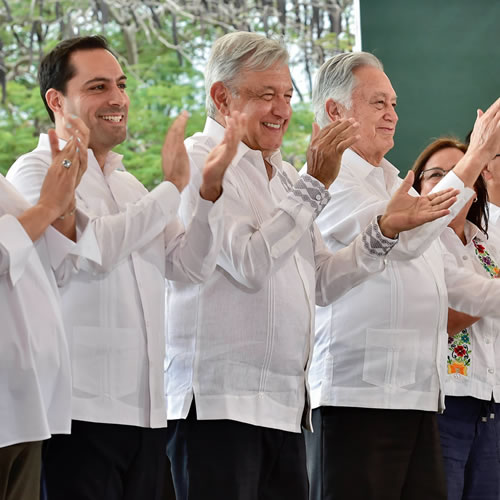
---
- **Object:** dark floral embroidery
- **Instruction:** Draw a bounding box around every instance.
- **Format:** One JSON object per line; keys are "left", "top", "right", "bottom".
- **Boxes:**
{"left": 447, "top": 328, "right": 471, "bottom": 376}
{"left": 473, "top": 238, "right": 500, "bottom": 278}
{"left": 447, "top": 238, "right": 499, "bottom": 378}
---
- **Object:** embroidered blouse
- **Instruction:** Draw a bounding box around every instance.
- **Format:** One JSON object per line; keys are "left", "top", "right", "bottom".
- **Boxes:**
{"left": 441, "top": 221, "right": 500, "bottom": 401}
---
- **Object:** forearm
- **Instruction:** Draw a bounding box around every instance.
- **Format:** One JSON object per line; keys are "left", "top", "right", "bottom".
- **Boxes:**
{"left": 17, "top": 204, "right": 58, "bottom": 242}
{"left": 218, "top": 174, "right": 330, "bottom": 290}
{"left": 452, "top": 151, "right": 489, "bottom": 188}
{"left": 165, "top": 195, "right": 223, "bottom": 283}
{"left": 315, "top": 217, "right": 397, "bottom": 306}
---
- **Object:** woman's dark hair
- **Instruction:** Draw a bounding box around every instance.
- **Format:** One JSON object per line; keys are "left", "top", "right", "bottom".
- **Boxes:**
{"left": 411, "top": 137, "right": 489, "bottom": 236}
{"left": 38, "top": 35, "right": 111, "bottom": 122}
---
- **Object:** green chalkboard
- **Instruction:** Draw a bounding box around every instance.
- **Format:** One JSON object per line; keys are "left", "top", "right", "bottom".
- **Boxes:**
{"left": 360, "top": 0, "right": 500, "bottom": 173}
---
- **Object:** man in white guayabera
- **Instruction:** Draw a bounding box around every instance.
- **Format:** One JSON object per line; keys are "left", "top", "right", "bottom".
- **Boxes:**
{"left": 7, "top": 34, "right": 247, "bottom": 500}
{"left": 164, "top": 32, "right": 462, "bottom": 500}
{"left": 303, "top": 51, "right": 500, "bottom": 500}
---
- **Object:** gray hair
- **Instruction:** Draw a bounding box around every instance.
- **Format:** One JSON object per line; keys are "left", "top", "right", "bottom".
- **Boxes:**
{"left": 205, "top": 31, "right": 289, "bottom": 118}
{"left": 312, "top": 51, "right": 383, "bottom": 128}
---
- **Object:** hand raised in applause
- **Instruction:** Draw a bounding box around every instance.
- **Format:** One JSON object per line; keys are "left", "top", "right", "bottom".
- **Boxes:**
{"left": 306, "top": 118, "right": 360, "bottom": 189}
{"left": 468, "top": 97, "right": 500, "bottom": 165}
{"left": 199, "top": 111, "right": 247, "bottom": 202}
{"left": 161, "top": 111, "right": 191, "bottom": 193}
{"left": 378, "top": 171, "right": 459, "bottom": 238}
{"left": 38, "top": 126, "right": 86, "bottom": 221}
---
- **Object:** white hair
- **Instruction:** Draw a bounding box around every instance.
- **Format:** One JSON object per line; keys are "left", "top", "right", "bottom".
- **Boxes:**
{"left": 312, "top": 51, "right": 383, "bottom": 128}
{"left": 205, "top": 31, "right": 289, "bottom": 118}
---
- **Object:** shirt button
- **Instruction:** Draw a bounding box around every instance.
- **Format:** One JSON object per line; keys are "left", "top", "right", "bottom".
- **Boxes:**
{"left": 315, "top": 194, "right": 322, "bottom": 201}
{"left": 462, "top": 255, "right": 468, "bottom": 260}
{"left": 488, "top": 368, "right": 495, "bottom": 374}
{"left": 485, "top": 338, "right": 491, "bottom": 344}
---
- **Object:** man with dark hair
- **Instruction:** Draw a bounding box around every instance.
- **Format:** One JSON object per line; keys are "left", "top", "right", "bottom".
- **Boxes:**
{"left": 37, "top": 35, "right": 110, "bottom": 123}
{"left": 7, "top": 35, "right": 245, "bottom": 499}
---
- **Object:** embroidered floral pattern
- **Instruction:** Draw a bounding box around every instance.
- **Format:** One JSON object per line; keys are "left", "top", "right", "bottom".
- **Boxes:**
{"left": 447, "top": 328, "right": 471, "bottom": 377}
{"left": 447, "top": 238, "right": 499, "bottom": 379}
{"left": 473, "top": 238, "right": 500, "bottom": 278}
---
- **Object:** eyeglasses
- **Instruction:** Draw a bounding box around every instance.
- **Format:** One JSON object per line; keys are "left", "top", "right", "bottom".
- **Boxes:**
{"left": 419, "top": 167, "right": 454, "bottom": 182}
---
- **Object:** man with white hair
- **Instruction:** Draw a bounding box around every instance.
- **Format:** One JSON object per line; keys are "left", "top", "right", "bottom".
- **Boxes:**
{"left": 305, "top": 51, "right": 500, "bottom": 499}
{"left": 164, "top": 32, "right": 463, "bottom": 500}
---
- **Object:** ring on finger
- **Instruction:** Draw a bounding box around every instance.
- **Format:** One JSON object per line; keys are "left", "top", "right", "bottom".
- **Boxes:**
{"left": 62, "top": 159, "right": 72, "bottom": 168}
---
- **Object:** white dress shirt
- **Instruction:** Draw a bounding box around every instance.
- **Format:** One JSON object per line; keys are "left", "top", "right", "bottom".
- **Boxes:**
{"left": 441, "top": 222, "right": 500, "bottom": 401}
{"left": 307, "top": 148, "right": 500, "bottom": 413}
{"left": 165, "top": 118, "right": 398, "bottom": 433}
{"left": 7, "top": 135, "right": 223, "bottom": 429}
{"left": 0, "top": 175, "right": 99, "bottom": 447}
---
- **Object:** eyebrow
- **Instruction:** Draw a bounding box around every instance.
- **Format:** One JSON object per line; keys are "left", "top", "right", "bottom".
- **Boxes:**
{"left": 257, "top": 86, "right": 294, "bottom": 93}
{"left": 371, "top": 91, "right": 397, "bottom": 101}
{"left": 83, "top": 75, "right": 127, "bottom": 86}
{"left": 423, "top": 166, "right": 455, "bottom": 171}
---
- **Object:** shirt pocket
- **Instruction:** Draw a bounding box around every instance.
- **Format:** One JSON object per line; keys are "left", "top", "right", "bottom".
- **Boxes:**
{"left": 362, "top": 328, "right": 418, "bottom": 389}
{"left": 71, "top": 326, "right": 139, "bottom": 399}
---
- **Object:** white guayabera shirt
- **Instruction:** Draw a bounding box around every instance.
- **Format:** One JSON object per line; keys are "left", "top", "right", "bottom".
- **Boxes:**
{"left": 440, "top": 222, "right": 500, "bottom": 401}
{"left": 7, "top": 135, "right": 224, "bottom": 429}
{"left": 166, "top": 118, "right": 398, "bottom": 433}
{"left": 306, "top": 148, "right": 500, "bottom": 414}
{"left": 0, "top": 174, "right": 100, "bottom": 447}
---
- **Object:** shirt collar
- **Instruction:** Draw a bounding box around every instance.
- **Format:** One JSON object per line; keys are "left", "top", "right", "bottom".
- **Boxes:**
{"left": 36, "top": 134, "right": 125, "bottom": 177}
{"left": 444, "top": 220, "right": 483, "bottom": 246}
{"left": 464, "top": 220, "right": 482, "bottom": 244}
{"left": 342, "top": 148, "right": 400, "bottom": 179}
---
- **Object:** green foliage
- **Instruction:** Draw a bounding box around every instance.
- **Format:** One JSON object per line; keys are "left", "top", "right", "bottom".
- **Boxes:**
{"left": 0, "top": 0, "right": 353, "bottom": 185}
{"left": 282, "top": 102, "right": 314, "bottom": 170}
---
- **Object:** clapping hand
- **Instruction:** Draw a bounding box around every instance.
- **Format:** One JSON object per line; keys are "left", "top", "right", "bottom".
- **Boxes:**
{"left": 306, "top": 118, "right": 360, "bottom": 189}
{"left": 199, "top": 111, "right": 247, "bottom": 202}
{"left": 378, "top": 171, "right": 459, "bottom": 238}
{"left": 162, "top": 111, "right": 191, "bottom": 193}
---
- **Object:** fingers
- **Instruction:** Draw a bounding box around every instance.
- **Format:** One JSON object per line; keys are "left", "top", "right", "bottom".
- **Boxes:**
{"left": 59, "top": 137, "right": 80, "bottom": 175}
{"left": 221, "top": 112, "right": 247, "bottom": 155}
{"left": 421, "top": 209, "right": 451, "bottom": 223}
{"left": 163, "top": 111, "right": 189, "bottom": 148}
{"left": 48, "top": 129, "right": 61, "bottom": 157}
{"left": 392, "top": 171, "right": 414, "bottom": 198}
{"left": 427, "top": 188, "right": 459, "bottom": 206}
{"left": 311, "top": 122, "right": 320, "bottom": 142}
{"left": 63, "top": 114, "right": 90, "bottom": 148}
{"left": 403, "top": 170, "right": 414, "bottom": 189}
{"left": 311, "top": 118, "right": 360, "bottom": 154}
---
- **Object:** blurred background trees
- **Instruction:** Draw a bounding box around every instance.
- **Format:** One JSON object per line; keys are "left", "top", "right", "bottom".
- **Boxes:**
{"left": 0, "top": 0, "right": 354, "bottom": 187}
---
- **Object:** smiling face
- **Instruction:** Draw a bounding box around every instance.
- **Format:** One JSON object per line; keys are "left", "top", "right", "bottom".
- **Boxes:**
{"left": 339, "top": 65, "right": 398, "bottom": 166}
{"left": 53, "top": 48, "right": 129, "bottom": 160}
{"left": 222, "top": 62, "right": 293, "bottom": 157}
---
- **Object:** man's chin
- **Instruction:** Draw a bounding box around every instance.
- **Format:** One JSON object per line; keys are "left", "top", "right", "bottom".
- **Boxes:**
{"left": 94, "top": 129, "right": 128, "bottom": 149}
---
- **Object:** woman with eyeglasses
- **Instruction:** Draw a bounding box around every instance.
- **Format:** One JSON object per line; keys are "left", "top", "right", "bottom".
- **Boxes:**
{"left": 412, "top": 137, "right": 500, "bottom": 500}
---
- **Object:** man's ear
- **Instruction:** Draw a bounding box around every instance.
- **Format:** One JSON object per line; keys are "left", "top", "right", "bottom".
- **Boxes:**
{"left": 210, "top": 81, "right": 232, "bottom": 116}
{"left": 45, "top": 88, "right": 64, "bottom": 116}
{"left": 325, "top": 98, "right": 342, "bottom": 122}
